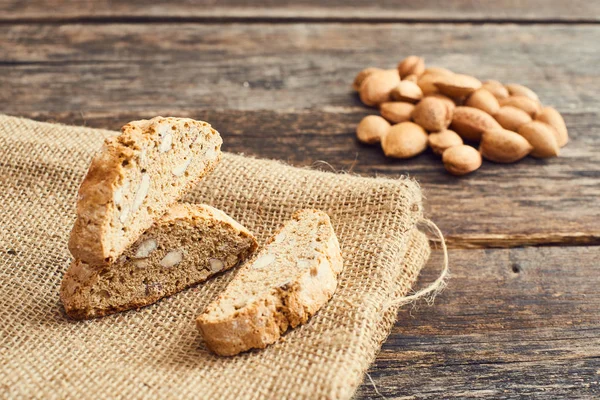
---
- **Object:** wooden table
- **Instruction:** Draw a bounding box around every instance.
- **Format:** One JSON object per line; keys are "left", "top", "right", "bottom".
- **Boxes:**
{"left": 2, "top": 1, "right": 599, "bottom": 398}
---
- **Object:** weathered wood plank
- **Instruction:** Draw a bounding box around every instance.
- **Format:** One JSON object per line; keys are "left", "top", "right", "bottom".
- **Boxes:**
{"left": 357, "top": 246, "right": 600, "bottom": 399}
{"left": 1, "top": 23, "right": 599, "bottom": 247}
{"left": 0, "top": 24, "right": 598, "bottom": 112}
{"left": 1, "top": 0, "right": 599, "bottom": 22}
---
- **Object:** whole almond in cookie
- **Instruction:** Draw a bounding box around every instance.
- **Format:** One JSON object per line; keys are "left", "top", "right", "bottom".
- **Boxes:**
{"left": 535, "top": 106, "right": 568, "bottom": 147}
{"left": 356, "top": 115, "right": 391, "bottom": 144}
{"left": 494, "top": 106, "right": 532, "bottom": 132}
{"left": 428, "top": 129, "right": 463, "bottom": 155}
{"left": 397, "top": 55, "right": 425, "bottom": 79}
{"left": 359, "top": 69, "right": 401, "bottom": 107}
{"left": 500, "top": 96, "right": 542, "bottom": 117}
{"left": 380, "top": 102, "right": 415, "bottom": 124}
{"left": 442, "top": 144, "right": 482, "bottom": 175}
{"left": 465, "top": 88, "right": 500, "bottom": 115}
{"left": 412, "top": 96, "right": 454, "bottom": 132}
{"left": 482, "top": 80, "right": 510, "bottom": 100}
{"left": 518, "top": 121, "right": 559, "bottom": 158}
{"left": 434, "top": 74, "right": 482, "bottom": 97}
{"left": 390, "top": 80, "right": 424, "bottom": 103}
{"left": 450, "top": 106, "right": 502, "bottom": 141}
{"left": 479, "top": 128, "right": 533, "bottom": 163}
{"left": 381, "top": 122, "right": 428, "bottom": 159}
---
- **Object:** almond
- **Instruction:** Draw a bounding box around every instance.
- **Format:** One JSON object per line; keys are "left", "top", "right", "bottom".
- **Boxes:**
{"left": 160, "top": 250, "right": 184, "bottom": 268}
{"left": 500, "top": 96, "right": 542, "bottom": 117}
{"left": 359, "top": 69, "right": 401, "bottom": 107}
{"left": 132, "top": 173, "right": 150, "bottom": 212}
{"left": 356, "top": 115, "right": 390, "bottom": 144}
{"left": 428, "top": 94, "right": 456, "bottom": 112}
{"left": 450, "top": 106, "right": 502, "bottom": 141}
{"left": 428, "top": 129, "right": 463, "bottom": 155}
{"left": 535, "top": 106, "right": 568, "bottom": 147}
{"left": 465, "top": 88, "right": 500, "bottom": 115}
{"left": 381, "top": 122, "right": 428, "bottom": 159}
{"left": 435, "top": 74, "right": 482, "bottom": 97}
{"left": 352, "top": 67, "right": 382, "bottom": 91}
{"left": 390, "top": 80, "right": 423, "bottom": 103}
{"left": 506, "top": 83, "right": 539, "bottom": 102}
{"left": 518, "top": 121, "right": 559, "bottom": 158}
{"left": 134, "top": 238, "right": 158, "bottom": 259}
{"left": 397, "top": 56, "right": 425, "bottom": 79}
{"left": 494, "top": 106, "right": 532, "bottom": 132}
{"left": 442, "top": 145, "right": 482, "bottom": 175}
{"left": 480, "top": 128, "right": 533, "bottom": 163}
{"left": 422, "top": 67, "right": 454, "bottom": 78}
{"left": 417, "top": 74, "right": 441, "bottom": 96}
{"left": 380, "top": 102, "right": 415, "bottom": 124}
{"left": 412, "top": 96, "right": 454, "bottom": 132}
{"left": 482, "top": 80, "right": 510, "bottom": 100}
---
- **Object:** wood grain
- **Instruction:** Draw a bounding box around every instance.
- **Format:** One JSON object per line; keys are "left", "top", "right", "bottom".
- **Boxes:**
{"left": 357, "top": 245, "right": 600, "bottom": 399}
{"left": 1, "top": 0, "right": 599, "bottom": 22}
{"left": 1, "top": 23, "right": 598, "bottom": 247}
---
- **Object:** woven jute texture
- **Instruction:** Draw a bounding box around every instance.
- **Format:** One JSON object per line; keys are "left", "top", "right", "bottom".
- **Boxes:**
{"left": 0, "top": 115, "right": 431, "bottom": 400}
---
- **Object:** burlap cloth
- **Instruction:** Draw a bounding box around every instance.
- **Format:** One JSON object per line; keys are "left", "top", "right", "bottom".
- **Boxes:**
{"left": 0, "top": 115, "right": 433, "bottom": 399}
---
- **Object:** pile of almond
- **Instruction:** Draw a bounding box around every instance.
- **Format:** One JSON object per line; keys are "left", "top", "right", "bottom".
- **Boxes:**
{"left": 354, "top": 56, "right": 568, "bottom": 175}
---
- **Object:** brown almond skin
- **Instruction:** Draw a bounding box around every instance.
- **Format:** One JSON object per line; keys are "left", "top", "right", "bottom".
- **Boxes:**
{"left": 428, "top": 129, "right": 463, "bottom": 156}
{"left": 397, "top": 56, "right": 425, "bottom": 79}
{"left": 494, "top": 106, "right": 532, "bottom": 132}
{"left": 506, "top": 83, "right": 539, "bottom": 102}
{"left": 359, "top": 69, "right": 401, "bottom": 107}
{"left": 500, "top": 96, "right": 542, "bottom": 117}
{"left": 381, "top": 122, "right": 428, "bottom": 158}
{"left": 480, "top": 128, "right": 533, "bottom": 163}
{"left": 422, "top": 67, "right": 454, "bottom": 78}
{"left": 412, "top": 96, "right": 454, "bottom": 132}
{"left": 356, "top": 115, "right": 390, "bottom": 144}
{"left": 482, "top": 80, "right": 510, "bottom": 100}
{"left": 353, "top": 67, "right": 382, "bottom": 91}
{"left": 450, "top": 106, "right": 502, "bottom": 142}
{"left": 390, "top": 80, "right": 423, "bottom": 103}
{"left": 435, "top": 74, "right": 482, "bottom": 97}
{"left": 380, "top": 102, "right": 415, "bottom": 124}
{"left": 417, "top": 74, "right": 441, "bottom": 96}
{"left": 536, "top": 106, "right": 568, "bottom": 147}
{"left": 518, "top": 121, "right": 559, "bottom": 158}
{"left": 465, "top": 88, "right": 500, "bottom": 115}
{"left": 442, "top": 145, "right": 482, "bottom": 175}
{"left": 428, "top": 94, "right": 456, "bottom": 113}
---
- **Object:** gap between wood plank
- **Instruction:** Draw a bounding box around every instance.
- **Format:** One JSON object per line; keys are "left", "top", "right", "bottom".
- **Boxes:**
{"left": 0, "top": 16, "right": 599, "bottom": 25}
{"left": 446, "top": 232, "right": 600, "bottom": 249}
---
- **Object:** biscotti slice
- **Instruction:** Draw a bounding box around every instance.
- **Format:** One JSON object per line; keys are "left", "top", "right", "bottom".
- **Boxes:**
{"left": 69, "top": 116, "right": 222, "bottom": 266}
{"left": 196, "top": 209, "right": 344, "bottom": 356}
{"left": 61, "top": 203, "right": 257, "bottom": 319}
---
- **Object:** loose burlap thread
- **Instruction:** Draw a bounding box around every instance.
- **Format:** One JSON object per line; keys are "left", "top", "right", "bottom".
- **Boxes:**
{"left": 0, "top": 115, "right": 434, "bottom": 399}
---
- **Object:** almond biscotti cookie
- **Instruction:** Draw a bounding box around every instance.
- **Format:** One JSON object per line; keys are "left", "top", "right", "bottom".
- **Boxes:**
{"left": 61, "top": 203, "right": 257, "bottom": 319}
{"left": 196, "top": 209, "right": 344, "bottom": 356}
{"left": 69, "top": 117, "right": 222, "bottom": 266}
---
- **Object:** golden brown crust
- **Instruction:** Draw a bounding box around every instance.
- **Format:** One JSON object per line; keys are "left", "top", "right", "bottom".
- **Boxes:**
{"left": 68, "top": 117, "right": 222, "bottom": 266}
{"left": 196, "top": 209, "right": 343, "bottom": 356}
